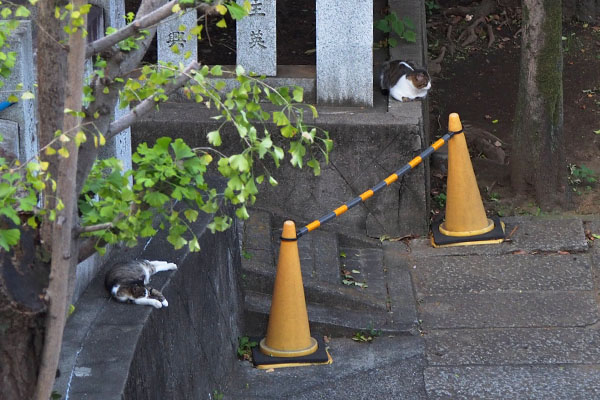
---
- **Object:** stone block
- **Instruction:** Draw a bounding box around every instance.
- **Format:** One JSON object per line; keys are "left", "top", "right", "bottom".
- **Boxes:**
{"left": 157, "top": 8, "right": 198, "bottom": 66}
{"left": 0, "top": 119, "right": 19, "bottom": 159}
{"left": 2, "top": 20, "right": 36, "bottom": 162}
{"left": 316, "top": 0, "right": 373, "bottom": 106}
{"left": 236, "top": 0, "right": 276, "bottom": 76}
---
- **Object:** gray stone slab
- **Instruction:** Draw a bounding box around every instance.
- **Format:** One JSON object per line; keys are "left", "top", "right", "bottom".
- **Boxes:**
{"left": 227, "top": 336, "right": 427, "bottom": 399}
{"left": 387, "top": 265, "right": 419, "bottom": 329}
{"left": 157, "top": 8, "right": 198, "bottom": 66}
{"left": 299, "top": 230, "right": 341, "bottom": 284}
{"left": 244, "top": 290, "right": 406, "bottom": 336}
{"left": 3, "top": 20, "right": 36, "bottom": 163}
{"left": 419, "top": 291, "right": 599, "bottom": 329}
{"left": 316, "top": 0, "right": 373, "bottom": 106}
{"left": 236, "top": 0, "right": 276, "bottom": 76}
{"left": 206, "top": 65, "right": 316, "bottom": 102}
{"left": 412, "top": 253, "right": 593, "bottom": 296}
{"left": 408, "top": 217, "right": 589, "bottom": 257}
{"left": 0, "top": 119, "right": 19, "bottom": 158}
{"left": 426, "top": 327, "right": 600, "bottom": 366}
{"left": 425, "top": 365, "right": 600, "bottom": 399}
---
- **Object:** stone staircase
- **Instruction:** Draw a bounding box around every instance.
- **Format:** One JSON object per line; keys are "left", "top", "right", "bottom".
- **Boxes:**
{"left": 240, "top": 209, "right": 418, "bottom": 337}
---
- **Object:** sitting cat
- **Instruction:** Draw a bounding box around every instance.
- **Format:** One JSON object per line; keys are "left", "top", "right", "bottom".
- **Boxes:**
{"left": 105, "top": 259, "right": 177, "bottom": 308}
{"left": 380, "top": 60, "right": 431, "bottom": 102}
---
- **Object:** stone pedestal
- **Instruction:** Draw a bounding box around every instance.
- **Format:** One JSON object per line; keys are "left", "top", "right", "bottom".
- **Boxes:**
{"left": 236, "top": 0, "right": 276, "bottom": 76}
{"left": 316, "top": 0, "right": 373, "bottom": 106}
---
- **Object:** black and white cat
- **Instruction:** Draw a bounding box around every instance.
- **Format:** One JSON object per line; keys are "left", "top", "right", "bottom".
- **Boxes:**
{"left": 380, "top": 60, "right": 431, "bottom": 102}
{"left": 105, "top": 260, "right": 177, "bottom": 308}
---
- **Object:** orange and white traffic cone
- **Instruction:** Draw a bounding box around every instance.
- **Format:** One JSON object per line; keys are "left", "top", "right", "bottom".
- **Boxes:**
{"left": 431, "top": 113, "right": 505, "bottom": 247}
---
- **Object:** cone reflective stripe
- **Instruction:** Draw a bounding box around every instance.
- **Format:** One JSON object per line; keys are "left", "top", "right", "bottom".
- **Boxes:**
{"left": 432, "top": 113, "right": 505, "bottom": 247}
{"left": 259, "top": 220, "right": 318, "bottom": 358}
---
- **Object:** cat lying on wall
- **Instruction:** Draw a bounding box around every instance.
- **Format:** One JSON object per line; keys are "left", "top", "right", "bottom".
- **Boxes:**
{"left": 105, "top": 260, "right": 177, "bottom": 308}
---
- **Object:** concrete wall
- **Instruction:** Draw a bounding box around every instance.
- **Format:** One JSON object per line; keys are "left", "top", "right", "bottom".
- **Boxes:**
{"left": 55, "top": 199, "right": 243, "bottom": 399}
{"left": 132, "top": 100, "right": 430, "bottom": 239}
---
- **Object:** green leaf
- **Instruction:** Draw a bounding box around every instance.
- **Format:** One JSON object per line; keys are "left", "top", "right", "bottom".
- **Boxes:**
{"left": 594, "top": 129, "right": 600, "bottom": 135}
{"left": 229, "top": 154, "right": 250, "bottom": 172}
{"left": 210, "top": 65, "right": 223, "bottom": 76}
{"left": 184, "top": 209, "right": 199, "bottom": 222}
{"left": 207, "top": 130, "right": 222, "bottom": 146}
{"left": 216, "top": 18, "right": 227, "bottom": 28}
{"left": 292, "top": 86, "right": 303, "bottom": 102}
{"left": 15, "top": 5, "right": 31, "bottom": 17}
{"left": 272, "top": 111, "right": 290, "bottom": 126}
{"left": 0, "top": 229, "right": 20, "bottom": 251}
{"left": 307, "top": 158, "right": 321, "bottom": 176}
{"left": 403, "top": 30, "right": 417, "bottom": 43}
{"left": 21, "top": 91, "right": 35, "bottom": 100}
{"left": 236, "top": 205, "right": 250, "bottom": 219}
{"left": 226, "top": 2, "right": 248, "bottom": 20}
{"left": 144, "top": 191, "right": 170, "bottom": 207}
{"left": 171, "top": 139, "right": 195, "bottom": 159}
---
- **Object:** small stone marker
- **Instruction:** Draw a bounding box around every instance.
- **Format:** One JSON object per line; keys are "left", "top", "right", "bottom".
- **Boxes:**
{"left": 316, "top": 0, "right": 373, "bottom": 106}
{"left": 157, "top": 8, "right": 198, "bottom": 66}
{"left": 236, "top": 0, "right": 276, "bottom": 76}
{"left": 3, "top": 20, "right": 37, "bottom": 162}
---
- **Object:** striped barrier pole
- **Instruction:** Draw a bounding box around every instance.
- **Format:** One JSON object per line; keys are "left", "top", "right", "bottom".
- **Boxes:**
{"left": 296, "top": 129, "right": 462, "bottom": 239}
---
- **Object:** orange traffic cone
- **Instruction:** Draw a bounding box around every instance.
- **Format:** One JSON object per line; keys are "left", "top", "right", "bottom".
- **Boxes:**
{"left": 253, "top": 220, "right": 331, "bottom": 368}
{"left": 431, "top": 113, "right": 505, "bottom": 247}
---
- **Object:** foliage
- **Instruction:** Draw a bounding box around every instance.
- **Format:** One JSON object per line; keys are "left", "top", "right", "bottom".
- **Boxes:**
{"left": 351, "top": 325, "right": 381, "bottom": 343}
{"left": 567, "top": 164, "right": 598, "bottom": 186}
{"left": 0, "top": 4, "right": 331, "bottom": 254}
{"left": 237, "top": 336, "right": 257, "bottom": 360}
{"left": 375, "top": 11, "right": 416, "bottom": 47}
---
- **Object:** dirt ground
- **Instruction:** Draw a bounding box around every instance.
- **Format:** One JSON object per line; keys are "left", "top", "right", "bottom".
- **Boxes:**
{"left": 427, "top": 3, "right": 600, "bottom": 217}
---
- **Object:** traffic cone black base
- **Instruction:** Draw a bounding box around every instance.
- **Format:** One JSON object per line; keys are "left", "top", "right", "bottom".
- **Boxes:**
{"left": 251, "top": 336, "right": 332, "bottom": 369}
{"left": 431, "top": 216, "right": 505, "bottom": 247}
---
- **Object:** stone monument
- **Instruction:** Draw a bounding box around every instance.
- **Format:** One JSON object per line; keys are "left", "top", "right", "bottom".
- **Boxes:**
{"left": 316, "top": 0, "right": 373, "bottom": 106}
{"left": 157, "top": 8, "right": 198, "bottom": 66}
{"left": 236, "top": 0, "right": 276, "bottom": 76}
{"left": 1, "top": 20, "right": 37, "bottom": 162}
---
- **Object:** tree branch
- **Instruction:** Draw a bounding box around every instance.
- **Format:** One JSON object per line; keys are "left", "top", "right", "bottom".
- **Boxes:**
{"left": 76, "top": 222, "right": 114, "bottom": 234}
{"left": 106, "top": 60, "right": 200, "bottom": 141}
{"left": 85, "top": 0, "right": 223, "bottom": 58}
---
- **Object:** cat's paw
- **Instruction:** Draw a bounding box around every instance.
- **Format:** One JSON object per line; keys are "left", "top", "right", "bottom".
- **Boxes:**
{"left": 150, "top": 299, "right": 163, "bottom": 308}
{"left": 161, "top": 299, "right": 169, "bottom": 307}
{"left": 149, "top": 260, "right": 177, "bottom": 271}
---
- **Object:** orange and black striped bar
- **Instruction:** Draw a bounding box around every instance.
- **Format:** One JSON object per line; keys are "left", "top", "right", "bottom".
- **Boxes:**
{"left": 296, "top": 130, "right": 462, "bottom": 238}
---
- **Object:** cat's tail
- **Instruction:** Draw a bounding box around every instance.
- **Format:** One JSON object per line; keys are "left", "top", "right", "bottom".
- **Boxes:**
{"left": 380, "top": 61, "right": 392, "bottom": 93}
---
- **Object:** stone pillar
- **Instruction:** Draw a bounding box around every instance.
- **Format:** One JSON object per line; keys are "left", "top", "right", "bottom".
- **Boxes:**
{"left": 157, "top": 8, "right": 198, "bottom": 66}
{"left": 316, "top": 0, "right": 373, "bottom": 106}
{"left": 236, "top": 0, "right": 276, "bottom": 76}
{"left": 90, "top": 0, "right": 133, "bottom": 172}
{"left": 2, "top": 20, "right": 37, "bottom": 162}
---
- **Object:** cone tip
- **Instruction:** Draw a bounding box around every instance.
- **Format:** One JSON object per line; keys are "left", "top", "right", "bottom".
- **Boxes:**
{"left": 282, "top": 220, "right": 297, "bottom": 239}
{"left": 448, "top": 113, "right": 463, "bottom": 133}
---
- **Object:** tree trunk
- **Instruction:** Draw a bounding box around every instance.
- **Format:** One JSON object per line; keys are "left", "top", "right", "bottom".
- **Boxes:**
{"left": 0, "top": 227, "right": 48, "bottom": 400}
{"left": 37, "top": 0, "right": 68, "bottom": 252}
{"left": 33, "top": 1, "right": 87, "bottom": 398}
{"left": 511, "top": 0, "right": 568, "bottom": 210}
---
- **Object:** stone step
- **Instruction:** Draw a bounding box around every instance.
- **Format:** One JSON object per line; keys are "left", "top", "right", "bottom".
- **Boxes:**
{"left": 242, "top": 291, "right": 413, "bottom": 337}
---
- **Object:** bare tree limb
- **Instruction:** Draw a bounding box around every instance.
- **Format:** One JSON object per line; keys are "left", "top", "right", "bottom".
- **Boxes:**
{"left": 85, "top": 0, "right": 223, "bottom": 58}
{"left": 76, "top": 222, "right": 114, "bottom": 234}
{"left": 106, "top": 60, "right": 200, "bottom": 141}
